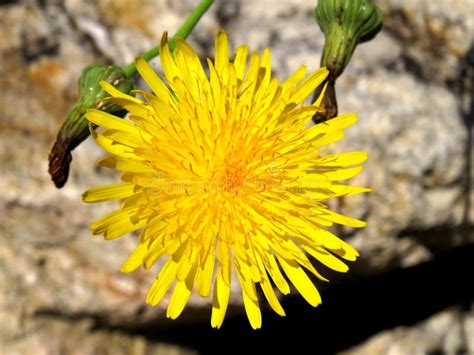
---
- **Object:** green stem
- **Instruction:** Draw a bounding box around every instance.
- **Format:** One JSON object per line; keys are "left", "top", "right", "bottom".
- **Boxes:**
{"left": 122, "top": 0, "right": 214, "bottom": 77}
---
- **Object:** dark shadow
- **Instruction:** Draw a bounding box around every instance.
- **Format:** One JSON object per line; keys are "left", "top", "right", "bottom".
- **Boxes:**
{"left": 120, "top": 244, "right": 474, "bottom": 354}
{"left": 0, "top": 0, "right": 18, "bottom": 6}
{"left": 400, "top": 224, "right": 474, "bottom": 254}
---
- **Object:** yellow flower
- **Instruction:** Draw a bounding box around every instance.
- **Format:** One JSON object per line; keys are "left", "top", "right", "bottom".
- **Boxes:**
{"left": 82, "top": 30, "right": 369, "bottom": 329}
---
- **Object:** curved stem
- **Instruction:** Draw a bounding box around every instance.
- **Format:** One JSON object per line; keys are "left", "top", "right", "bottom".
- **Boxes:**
{"left": 122, "top": 0, "right": 214, "bottom": 77}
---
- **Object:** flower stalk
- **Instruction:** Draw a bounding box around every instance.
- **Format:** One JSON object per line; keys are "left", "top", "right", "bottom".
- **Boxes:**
{"left": 122, "top": 0, "right": 215, "bottom": 77}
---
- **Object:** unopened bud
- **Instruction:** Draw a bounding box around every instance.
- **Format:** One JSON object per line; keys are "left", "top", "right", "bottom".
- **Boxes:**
{"left": 48, "top": 64, "right": 133, "bottom": 188}
{"left": 315, "top": 0, "right": 383, "bottom": 79}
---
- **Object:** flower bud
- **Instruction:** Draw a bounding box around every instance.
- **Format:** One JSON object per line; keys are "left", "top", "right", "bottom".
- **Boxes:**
{"left": 315, "top": 0, "right": 383, "bottom": 79}
{"left": 48, "top": 64, "right": 133, "bottom": 188}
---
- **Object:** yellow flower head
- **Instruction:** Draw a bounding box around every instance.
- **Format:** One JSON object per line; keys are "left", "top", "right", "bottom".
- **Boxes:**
{"left": 83, "top": 30, "right": 369, "bottom": 329}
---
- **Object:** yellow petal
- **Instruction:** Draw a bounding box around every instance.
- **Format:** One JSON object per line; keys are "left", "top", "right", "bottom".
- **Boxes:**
{"left": 319, "top": 166, "right": 364, "bottom": 181}
{"left": 303, "top": 245, "right": 349, "bottom": 273}
{"left": 330, "top": 246, "right": 360, "bottom": 262}
{"left": 305, "top": 113, "right": 358, "bottom": 138}
{"left": 242, "top": 286, "right": 262, "bottom": 329}
{"left": 142, "top": 238, "right": 166, "bottom": 269}
{"left": 147, "top": 258, "right": 179, "bottom": 305}
{"left": 102, "top": 129, "right": 147, "bottom": 147}
{"left": 310, "top": 130, "right": 345, "bottom": 148}
{"left": 217, "top": 241, "right": 232, "bottom": 287}
{"left": 175, "top": 38, "right": 206, "bottom": 81}
{"left": 278, "top": 256, "right": 322, "bottom": 307}
{"left": 96, "top": 156, "right": 154, "bottom": 173}
{"left": 120, "top": 242, "right": 147, "bottom": 273}
{"left": 211, "top": 269, "right": 231, "bottom": 329}
{"left": 196, "top": 243, "right": 216, "bottom": 297}
{"left": 135, "top": 56, "right": 174, "bottom": 101}
{"left": 233, "top": 45, "right": 249, "bottom": 80}
{"left": 322, "top": 208, "right": 367, "bottom": 228}
{"left": 329, "top": 183, "right": 372, "bottom": 196}
{"left": 289, "top": 67, "right": 329, "bottom": 102}
{"left": 234, "top": 258, "right": 258, "bottom": 302}
{"left": 100, "top": 80, "right": 142, "bottom": 103}
{"left": 318, "top": 151, "right": 368, "bottom": 167}
{"left": 215, "top": 30, "right": 229, "bottom": 75}
{"left": 259, "top": 276, "right": 286, "bottom": 317}
{"left": 82, "top": 182, "right": 135, "bottom": 203}
{"left": 281, "top": 65, "right": 307, "bottom": 91}
{"left": 90, "top": 206, "right": 150, "bottom": 240}
{"left": 85, "top": 109, "right": 137, "bottom": 132}
{"left": 160, "top": 32, "right": 181, "bottom": 82}
{"left": 166, "top": 268, "right": 196, "bottom": 319}
{"left": 312, "top": 81, "right": 328, "bottom": 107}
{"left": 260, "top": 48, "right": 271, "bottom": 84}
{"left": 90, "top": 129, "right": 137, "bottom": 159}
{"left": 257, "top": 257, "right": 285, "bottom": 317}
{"left": 265, "top": 253, "right": 291, "bottom": 295}
{"left": 103, "top": 97, "right": 151, "bottom": 117}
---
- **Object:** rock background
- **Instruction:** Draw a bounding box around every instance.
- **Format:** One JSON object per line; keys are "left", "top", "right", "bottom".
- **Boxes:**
{"left": 0, "top": 0, "right": 472, "bottom": 354}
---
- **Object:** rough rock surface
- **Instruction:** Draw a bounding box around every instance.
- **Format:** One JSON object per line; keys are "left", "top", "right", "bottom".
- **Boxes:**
{"left": 1, "top": 0, "right": 473, "bottom": 354}
{"left": 347, "top": 306, "right": 474, "bottom": 355}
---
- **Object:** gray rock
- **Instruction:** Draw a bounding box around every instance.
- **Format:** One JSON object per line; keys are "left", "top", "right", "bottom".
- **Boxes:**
{"left": 377, "top": 0, "right": 474, "bottom": 85}
{"left": 465, "top": 312, "right": 474, "bottom": 354}
{"left": 1, "top": 316, "right": 197, "bottom": 355}
{"left": 346, "top": 307, "right": 473, "bottom": 355}
{"left": 337, "top": 67, "right": 469, "bottom": 273}
{"left": 1, "top": 0, "right": 472, "bottom": 353}
{"left": 224, "top": 0, "right": 324, "bottom": 76}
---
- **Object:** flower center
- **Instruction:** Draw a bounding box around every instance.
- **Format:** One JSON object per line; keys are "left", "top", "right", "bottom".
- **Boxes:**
{"left": 222, "top": 164, "right": 247, "bottom": 194}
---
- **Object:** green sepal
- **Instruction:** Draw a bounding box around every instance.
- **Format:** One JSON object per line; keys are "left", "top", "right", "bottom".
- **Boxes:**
{"left": 315, "top": 0, "right": 383, "bottom": 79}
